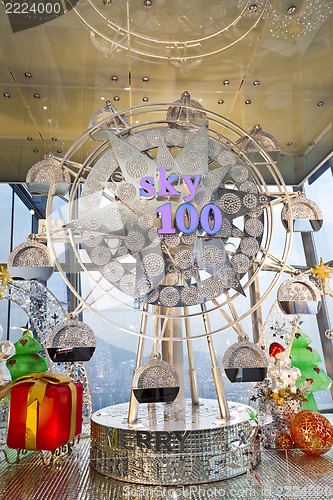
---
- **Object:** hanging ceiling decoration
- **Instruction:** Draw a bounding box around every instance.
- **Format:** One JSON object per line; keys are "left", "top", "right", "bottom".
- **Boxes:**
{"left": 88, "top": 100, "right": 130, "bottom": 139}
{"left": 74, "top": 0, "right": 269, "bottom": 66}
{"left": 7, "top": 235, "right": 54, "bottom": 281}
{"left": 267, "top": 0, "right": 333, "bottom": 39}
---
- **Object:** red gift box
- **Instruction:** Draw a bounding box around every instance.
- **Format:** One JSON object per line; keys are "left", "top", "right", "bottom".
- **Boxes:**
{"left": 6, "top": 372, "right": 82, "bottom": 451}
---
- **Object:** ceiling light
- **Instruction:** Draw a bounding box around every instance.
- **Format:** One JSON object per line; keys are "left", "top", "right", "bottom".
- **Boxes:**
{"left": 57, "top": 150, "right": 62, "bottom": 153}
{"left": 142, "top": 97, "right": 149, "bottom": 102}
{"left": 33, "top": 149, "right": 39, "bottom": 153}
{"left": 34, "top": 93, "right": 40, "bottom": 99}
{"left": 310, "top": 142, "right": 315, "bottom": 146}
{"left": 51, "top": 137, "right": 57, "bottom": 141}
{"left": 143, "top": 76, "right": 149, "bottom": 82}
{"left": 280, "top": 153, "right": 284, "bottom": 157}
{"left": 3, "top": 93, "right": 10, "bottom": 98}
{"left": 111, "top": 76, "right": 118, "bottom": 81}
{"left": 248, "top": 4, "right": 258, "bottom": 12}
{"left": 223, "top": 80, "right": 230, "bottom": 86}
{"left": 29, "top": 209, "right": 35, "bottom": 215}
{"left": 114, "top": 96, "right": 120, "bottom": 101}
{"left": 144, "top": 0, "right": 152, "bottom": 7}
{"left": 245, "top": 99, "right": 251, "bottom": 105}
{"left": 287, "top": 142, "right": 292, "bottom": 146}
{"left": 101, "top": 97, "right": 105, "bottom": 100}
{"left": 42, "top": 105, "right": 48, "bottom": 110}
{"left": 27, "top": 137, "right": 32, "bottom": 141}
{"left": 103, "top": 0, "right": 112, "bottom": 4}
{"left": 287, "top": 6, "right": 296, "bottom": 14}
{"left": 218, "top": 100, "right": 224, "bottom": 105}
{"left": 253, "top": 80, "right": 260, "bottom": 86}
{"left": 24, "top": 72, "right": 32, "bottom": 78}
{"left": 317, "top": 101, "right": 324, "bottom": 106}
{"left": 299, "top": 153, "right": 305, "bottom": 157}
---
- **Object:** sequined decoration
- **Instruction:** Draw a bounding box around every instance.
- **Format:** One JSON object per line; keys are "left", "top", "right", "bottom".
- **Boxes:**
{"left": 142, "top": 253, "right": 165, "bottom": 277}
{"left": 146, "top": 289, "right": 159, "bottom": 303}
{"left": 119, "top": 274, "right": 136, "bottom": 295}
{"left": 115, "top": 144, "right": 133, "bottom": 160}
{"left": 231, "top": 254, "right": 251, "bottom": 274}
{"left": 85, "top": 173, "right": 106, "bottom": 190}
{"left": 159, "top": 286, "right": 180, "bottom": 307}
{"left": 230, "top": 165, "right": 248, "bottom": 183}
{"left": 163, "top": 235, "right": 181, "bottom": 247}
{"left": 95, "top": 155, "right": 118, "bottom": 175}
{"left": 181, "top": 233, "right": 197, "bottom": 245}
{"left": 217, "top": 265, "right": 239, "bottom": 288}
{"left": 134, "top": 199, "right": 149, "bottom": 213}
{"left": 90, "top": 246, "right": 112, "bottom": 266}
{"left": 245, "top": 219, "right": 264, "bottom": 237}
{"left": 166, "top": 129, "right": 184, "bottom": 145}
{"left": 103, "top": 208, "right": 126, "bottom": 231}
{"left": 47, "top": 319, "right": 96, "bottom": 349}
{"left": 183, "top": 151, "right": 204, "bottom": 171}
{"left": 201, "top": 278, "right": 222, "bottom": 299}
{"left": 125, "top": 157, "right": 148, "bottom": 178}
{"left": 156, "top": 154, "right": 174, "bottom": 172}
{"left": 138, "top": 214, "right": 154, "bottom": 230}
{"left": 148, "top": 228, "right": 159, "bottom": 242}
{"left": 125, "top": 231, "right": 146, "bottom": 252}
{"left": 199, "top": 245, "right": 223, "bottom": 268}
{"left": 243, "top": 194, "right": 258, "bottom": 210}
{"left": 219, "top": 193, "right": 242, "bottom": 214}
{"left": 117, "top": 183, "right": 137, "bottom": 201}
{"left": 74, "top": 214, "right": 101, "bottom": 231}
{"left": 127, "top": 134, "right": 147, "bottom": 151}
{"left": 174, "top": 249, "right": 195, "bottom": 269}
{"left": 208, "top": 138, "right": 221, "bottom": 157}
{"left": 218, "top": 150, "right": 237, "bottom": 166}
{"left": 181, "top": 285, "right": 200, "bottom": 305}
{"left": 240, "top": 237, "right": 260, "bottom": 257}
{"left": 194, "top": 190, "right": 211, "bottom": 206}
{"left": 147, "top": 129, "right": 164, "bottom": 146}
{"left": 102, "top": 261, "right": 125, "bottom": 282}
{"left": 26, "top": 158, "right": 70, "bottom": 183}
{"left": 240, "top": 181, "right": 258, "bottom": 193}
{"left": 81, "top": 232, "right": 103, "bottom": 248}
{"left": 8, "top": 241, "right": 52, "bottom": 268}
{"left": 202, "top": 167, "right": 226, "bottom": 189}
{"left": 137, "top": 277, "right": 153, "bottom": 294}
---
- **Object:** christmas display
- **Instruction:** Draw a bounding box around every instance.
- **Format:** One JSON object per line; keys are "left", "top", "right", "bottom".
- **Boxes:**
{"left": 290, "top": 410, "right": 333, "bottom": 456}
{"left": 290, "top": 327, "right": 332, "bottom": 411}
{"left": 7, "top": 235, "right": 54, "bottom": 281}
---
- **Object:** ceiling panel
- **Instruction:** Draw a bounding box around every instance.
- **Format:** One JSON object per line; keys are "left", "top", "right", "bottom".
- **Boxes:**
{"left": 0, "top": 1, "right": 332, "bottom": 184}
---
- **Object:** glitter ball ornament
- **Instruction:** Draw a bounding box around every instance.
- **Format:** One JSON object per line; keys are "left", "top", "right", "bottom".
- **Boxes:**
{"left": 290, "top": 410, "right": 333, "bottom": 456}
{"left": 275, "top": 433, "right": 294, "bottom": 451}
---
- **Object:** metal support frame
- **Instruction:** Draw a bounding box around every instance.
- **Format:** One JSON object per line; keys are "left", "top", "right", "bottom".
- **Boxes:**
{"left": 248, "top": 264, "right": 263, "bottom": 343}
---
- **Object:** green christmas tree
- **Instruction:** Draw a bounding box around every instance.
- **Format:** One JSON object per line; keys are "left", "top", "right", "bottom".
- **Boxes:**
{"left": 7, "top": 331, "right": 48, "bottom": 382}
{"left": 290, "top": 327, "right": 332, "bottom": 411}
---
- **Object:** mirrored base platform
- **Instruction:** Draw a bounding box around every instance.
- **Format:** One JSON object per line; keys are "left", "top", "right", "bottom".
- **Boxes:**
{"left": 90, "top": 399, "right": 260, "bottom": 485}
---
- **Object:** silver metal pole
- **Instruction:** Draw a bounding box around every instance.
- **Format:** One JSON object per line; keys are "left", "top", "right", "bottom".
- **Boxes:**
{"left": 201, "top": 303, "right": 230, "bottom": 419}
{"left": 128, "top": 304, "right": 148, "bottom": 424}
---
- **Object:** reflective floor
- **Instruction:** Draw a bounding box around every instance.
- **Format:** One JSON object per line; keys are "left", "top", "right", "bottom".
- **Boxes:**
{"left": 1, "top": 418, "right": 333, "bottom": 500}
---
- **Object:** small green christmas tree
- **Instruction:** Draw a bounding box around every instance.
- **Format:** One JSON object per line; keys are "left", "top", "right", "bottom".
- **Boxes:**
{"left": 290, "top": 327, "right": 332, "bottom": 411}
{"left": 7, "top": 331, "right": 48, "bottom": 382}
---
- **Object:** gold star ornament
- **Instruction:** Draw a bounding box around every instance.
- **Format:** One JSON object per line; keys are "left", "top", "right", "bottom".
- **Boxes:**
{"left": 309, "top": 258, "right": 333, "bottom": 295}
{"left": 0, "top": 265, "right": 13, "bottom": 299}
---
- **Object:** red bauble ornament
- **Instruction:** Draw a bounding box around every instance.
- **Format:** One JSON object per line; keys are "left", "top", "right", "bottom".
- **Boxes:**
{"left": 269, "top": 342, "right": 285, "bottom": 358}
{"left": 291, "top": 410, "right": 333, "bottom": 456}
{"left": 275, "top": 433, "right": 293, "bottom": 451}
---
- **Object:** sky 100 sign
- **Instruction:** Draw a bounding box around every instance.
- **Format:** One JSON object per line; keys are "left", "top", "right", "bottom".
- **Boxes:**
{"left": 139, "top": 167, "right": 223, "bottom": 236}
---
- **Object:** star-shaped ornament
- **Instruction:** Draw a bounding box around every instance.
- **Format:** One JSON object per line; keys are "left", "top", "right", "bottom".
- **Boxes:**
{"left": 0, "top": 265, "right": 13, "bottom": 299}
{"left": 309, "top": 258, "right": 333, "bottom": 295}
